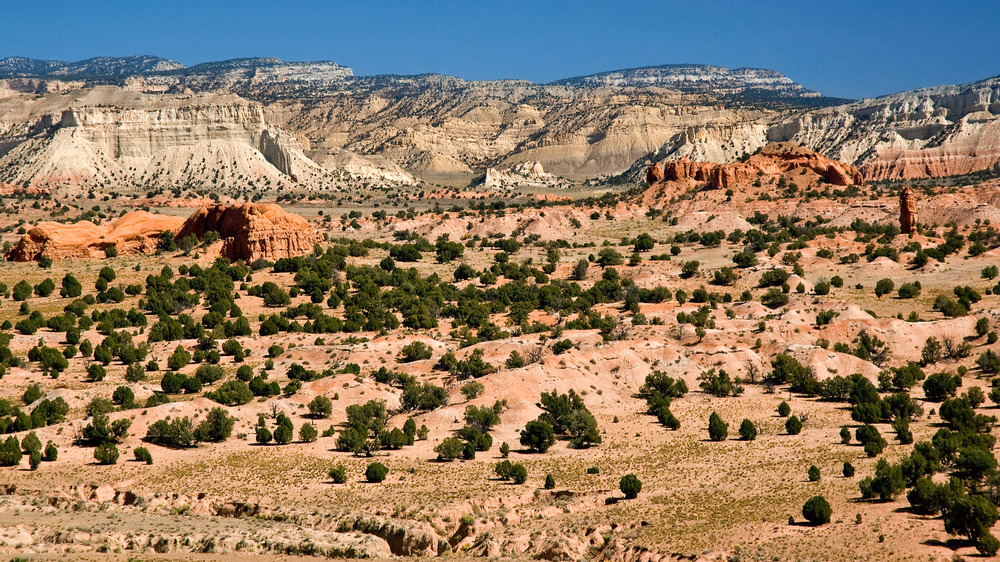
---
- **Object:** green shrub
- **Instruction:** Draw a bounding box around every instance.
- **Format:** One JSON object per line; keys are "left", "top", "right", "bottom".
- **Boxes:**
{"left": 802, "top": 495, "right": 832, "bottom": 525}
{"left": 510, "top": 463, "right": 528, "bottom": 484}
{"left": 94, "top": 442, "right": 119, "bottom": 465}
{"left": 399, "top": 341, "right": 433, "bottom": 362}
{"left": 707, "top": 412, "right": 728, "bottom": 441}
{"left": 134, "top": 446, "right": 153, "bottom": 464}
{"left": 435, "top": 437, "right": 464, "bottom": 461}
{"left": 299, "top": 423, "right": 318, "bottom": 443}
{"left": 777, "top": 401, "right": 791, "bottom": 417}
{"left": 808, "top": 465, "right": 821, "bottom": 481}
{"left": 785, "top": 415, "right": 802, "bottom": 435}
{"left": 365, "top": 462, "right": 388, "bottom": 483}
{"left": 308, "top": 395, "right": 333, "bottom": 418}
{"left": 329, "top": 464, "right": 348, "bottom": 484}
{"left": 519, "top": 419, "right": 556, "bottom": 453}
{"left": 620, "top": 474, "right": 642, "bottom": 499}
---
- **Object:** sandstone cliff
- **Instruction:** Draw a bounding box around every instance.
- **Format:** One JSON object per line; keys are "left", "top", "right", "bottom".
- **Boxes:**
{"left": 6, "top": 57, "right": 1000, "bottom": 186}
{"left": 262, "top": 74, "right": 799, "bottom": 181}
{"left": 0, "top": 87, "right": 339, "bottom": 194}
{"left": 174, "top": 203, "right": 320, "bottom": 262}
{"left": 6, "top": 211, "right": 184, "bottom": 261}
{"left": 771, "top": 76, "right": 1000, "bottom": 180}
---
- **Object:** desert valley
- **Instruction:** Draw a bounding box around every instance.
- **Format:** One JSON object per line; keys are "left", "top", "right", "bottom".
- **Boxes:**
{"left": 0, "top": 53, "right": 996, "bottom": 562}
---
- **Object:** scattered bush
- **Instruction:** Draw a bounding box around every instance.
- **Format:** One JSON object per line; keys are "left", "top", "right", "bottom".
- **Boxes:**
{"left": 708, "top": 412, "right": 728, "bottom": 441}
{"left": 620, "top": 474, "right": 642, "bottom": 499}
{"left": 802, "top": 495, "right": 832, "bottom": 525}
{"left": 785, "top": 415, "right": 802, "bottom": 435}
{"left": 365, "top": 462, "right": 388, "bottom": 483}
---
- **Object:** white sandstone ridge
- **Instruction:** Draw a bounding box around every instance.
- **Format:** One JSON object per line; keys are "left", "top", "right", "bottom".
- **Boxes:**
{"left": 310, "top": 148, "right": 417, "bottom": 185}
{"left": 0, "top": 86, "right": 340, "bottom": 193}
{"left": 482, "top": 161, "right": 568, "bottom": 189}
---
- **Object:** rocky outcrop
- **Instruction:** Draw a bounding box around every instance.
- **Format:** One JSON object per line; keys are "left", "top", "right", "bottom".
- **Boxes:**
{"left": 663, "top": 157, "right": 717, "bottom": 183}
{"left": 645, "top": 162, "right": 664, "bottom": 184}
{"left": 338, "top": 516, "right": 446, "bottom": 557}
{"left": 900, "top": 186, "right": 917, "bottom": 234}
{"left": 0, "top": 181, "right": 48, "bottom": 195}
{"left": 482, "top": 161, "right": 567, "bottom": 189}
{"left": 174, "top": 203, "right": 320, "bottom": 262}
{"left": 262, "top": 73, "right": 806, "bottom": 181}
{"left": 658, "top": 142, "right": 863, "bottom": 189}
{"left": 6, "top": 211, "right": 184, "bottom": 261}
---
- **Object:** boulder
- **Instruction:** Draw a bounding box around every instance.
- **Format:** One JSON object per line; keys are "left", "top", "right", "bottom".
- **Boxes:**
{"left": 174, "top": 203, "right": 320, "bottom": 262}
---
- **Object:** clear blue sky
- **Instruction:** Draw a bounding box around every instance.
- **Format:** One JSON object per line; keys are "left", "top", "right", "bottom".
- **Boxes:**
{"left": 1, "top": 0, "right": 997, "bottom": 99}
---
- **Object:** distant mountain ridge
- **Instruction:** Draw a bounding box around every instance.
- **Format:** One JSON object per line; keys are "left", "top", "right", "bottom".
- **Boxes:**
{"left": 550, "top": 63, "right": 821, "bottom": 97}
{"left": 0, "top": 56, "right": 817, "bottom": 97}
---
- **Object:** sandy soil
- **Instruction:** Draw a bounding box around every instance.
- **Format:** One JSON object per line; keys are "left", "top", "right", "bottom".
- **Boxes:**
{"left": 0, "top": 183, "right": 997, "bottom": 561}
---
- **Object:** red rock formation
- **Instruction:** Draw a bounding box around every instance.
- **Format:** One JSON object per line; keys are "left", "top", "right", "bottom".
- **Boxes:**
{"left": 175, "top": 203, "right": 320, "bottom": 262}
{"left": 645, "top": 162, "right": 664, "bottom": 184}
{"left": 6, "top": 211, "right": 184, "bottom": 261}
{"left": 655, "top": 143, "right": 863, "bottom": 190}
{"left": 663, "top": 157, "right": 717, "bottom": 183}
{"left": 900, "top": 186, "right": 917, "bottom": 234}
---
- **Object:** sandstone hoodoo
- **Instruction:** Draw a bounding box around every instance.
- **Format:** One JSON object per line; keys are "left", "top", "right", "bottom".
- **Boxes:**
{"left": 658, "top": 142, "right": 863, "bottom": 190}
{"left": 6, "top": 211, "right": 184, "bottom": 261}
{"left": 174, "top": 203, "right": 320, "bottom": 262}
{"left": 900, "top": 185, "right": 917, "bottom": 234}
{"left": 645, "top": 162, "right": 664, "bottom": 184}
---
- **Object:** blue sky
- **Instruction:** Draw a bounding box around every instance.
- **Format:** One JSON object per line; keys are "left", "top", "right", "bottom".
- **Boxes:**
{"left": 1, "top": 0, "right": 997, "bottom": 99}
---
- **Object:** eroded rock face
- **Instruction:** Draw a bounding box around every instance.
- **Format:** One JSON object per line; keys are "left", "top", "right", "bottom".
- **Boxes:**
{"left": 645, "top": 162, "right": 664, "bottom": 184}
{"left": 663, "top": 157, "right": 717, "bottom": 183}
{"left": 900, "top": 186, "right": 917, "bottom": 234}
{"left": 175, "top": 203, "right": 319, "bottom": 262}
{"left": 6, "top": 211, "right": 184, "bottom": 261}
{"left": 773, "top": 76, "right": 1000, "bottom": 180}
{"left": 658, "top": 142, "right": 863, "bottom": 189}
{"left": 0, "top": 87, "right": 339, "bottom": 194}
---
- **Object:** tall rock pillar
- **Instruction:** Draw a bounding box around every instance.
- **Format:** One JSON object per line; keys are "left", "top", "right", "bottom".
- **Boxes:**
{"left": 900, "top": 186, "right": 917, "bottom": 234}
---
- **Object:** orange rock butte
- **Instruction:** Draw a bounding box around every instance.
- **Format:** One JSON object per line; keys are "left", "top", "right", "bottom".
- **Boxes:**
{"left": 174, "top": 203, "right": 321, "bottom": 262}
